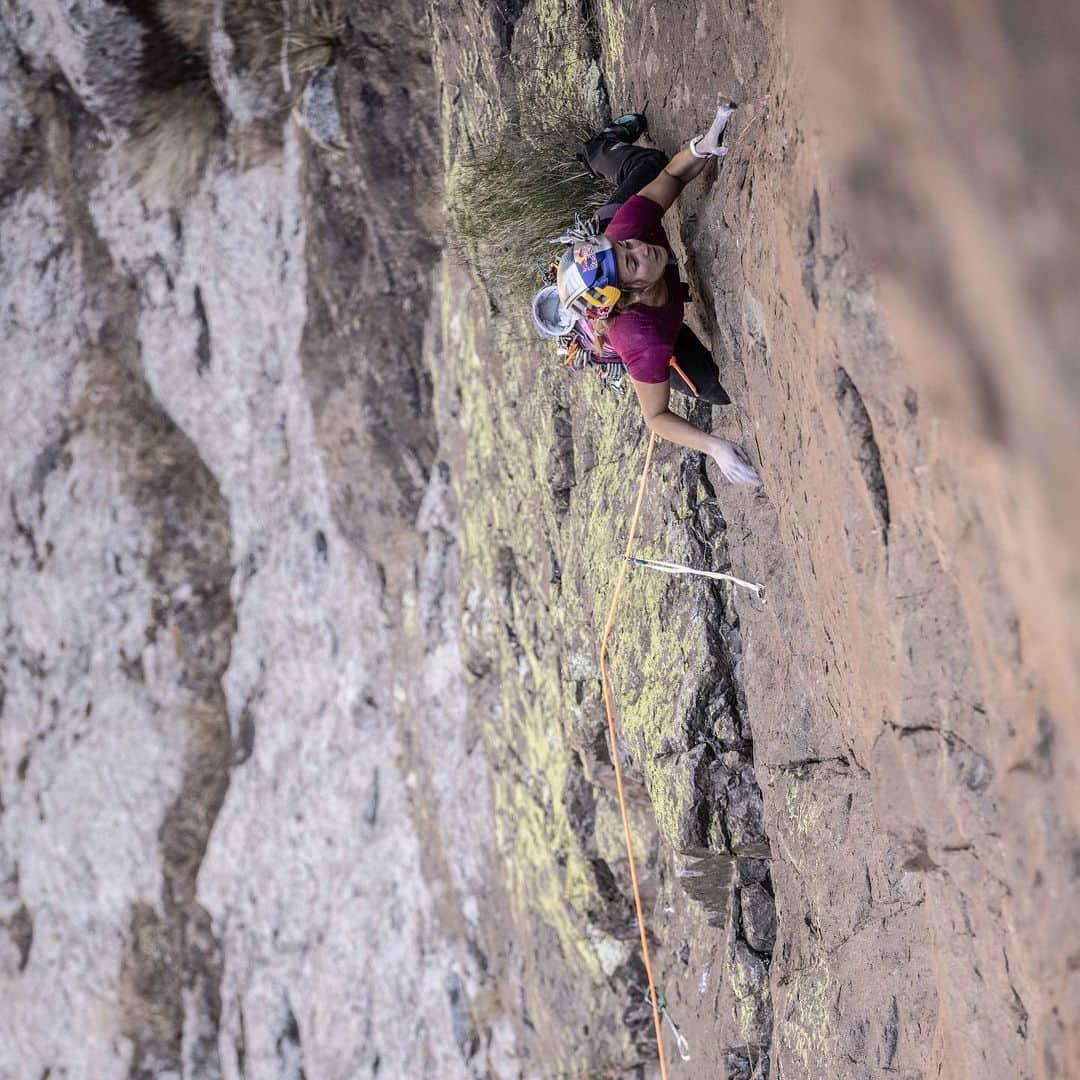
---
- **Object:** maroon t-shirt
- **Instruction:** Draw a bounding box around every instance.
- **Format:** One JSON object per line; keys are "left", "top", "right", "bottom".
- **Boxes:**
{"left": 603, "top": 195, "right": 684, "bottom": 384}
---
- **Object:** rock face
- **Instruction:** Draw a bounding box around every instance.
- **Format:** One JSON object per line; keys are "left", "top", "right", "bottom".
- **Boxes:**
{"left": 1, "top": 2, "right": 513, "bottom": 1076}
{"left": 740, "top": 883, "right": 776, "bottom": 954}
{"left": 433, "top": 0, "right": 1078, "bottom": 1074}
{"left": 4, "top": 0, "right": 147, "bottom": 134}
{"left": 2, "top": 0, "right": 1077, "bottom": 1078}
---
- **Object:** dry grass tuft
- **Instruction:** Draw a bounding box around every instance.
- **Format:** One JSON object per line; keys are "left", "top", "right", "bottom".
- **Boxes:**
{"left": 283, "top": 0, "right": 345, "bottom": 75}
{"left": 152, "top": 0, "right": 346, "bottom": 83}
{"left": 155, "top": 0, "right": 215, "bottom": 52}
{"left": 449, "top": 107, "right": 610, "bottom": 299}
{"left": 233, "top": 0, "right": 346, "bottom": 80}
{"left": 117, "top": 83, "right": 224, "bottom": 202}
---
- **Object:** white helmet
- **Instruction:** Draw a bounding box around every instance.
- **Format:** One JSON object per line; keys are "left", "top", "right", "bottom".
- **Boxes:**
{"left": 531, "top": 285, "right": 576, "bottom": 339}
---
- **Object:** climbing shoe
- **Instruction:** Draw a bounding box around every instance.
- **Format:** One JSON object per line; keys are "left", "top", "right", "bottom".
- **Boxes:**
{"left": 576, "top": 114, "right": 649, "bottom": 178}
{"left": 602, "top": 113, "right": 647, "bottom": 143}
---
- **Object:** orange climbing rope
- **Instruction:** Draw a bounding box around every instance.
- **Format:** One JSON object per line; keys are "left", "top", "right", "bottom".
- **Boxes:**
{"left": 598, "top": 430, "right": 670, "bottom": 1080}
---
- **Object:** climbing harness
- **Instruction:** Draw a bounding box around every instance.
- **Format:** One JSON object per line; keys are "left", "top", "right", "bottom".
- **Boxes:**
{"left": 561, "top": 340, "right": 628, "bottom": 392}
{"left": 643, "top": 987, "right": 692, "bottom": 1062}
{"left": 626, "top": 556, "right": 766, "bottom": 601}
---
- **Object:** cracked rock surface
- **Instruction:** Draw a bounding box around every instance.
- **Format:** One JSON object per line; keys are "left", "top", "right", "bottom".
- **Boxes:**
{"left": 2, "top": 0, "right": 1077, "bottom": 1077}
{"left": 434, "top": 0, "right": 1078, "bottom": 1074}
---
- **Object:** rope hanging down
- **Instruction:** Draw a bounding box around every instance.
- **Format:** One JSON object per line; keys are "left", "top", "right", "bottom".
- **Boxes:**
{"left": 601, "top": 435, "right": 764, "bottom": 1073}
{"left": 599, "top": 432, "right": 672, "bottom": 1077}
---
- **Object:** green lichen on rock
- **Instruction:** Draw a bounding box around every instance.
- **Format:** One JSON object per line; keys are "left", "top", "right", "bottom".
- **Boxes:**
{"left": 784, "top": 774, "right": 823, "bottom": 842}
{"left": 728, "top": 940, "right": 773, "bottom": 1045}
{"left": 780, "top": 955, "right": 834, "bottom": 1070}
{"left": 432, "top": 231, "right": 733, "bottom": 975}
{"left": 433, "top": 258, "right": 637, "bottom": 989}
{"left": 435, "top": 278, "right": 739, "bottom": 1027}
{"left": 428, "top": 0, "right": 766, "bottom": 1062}
{"left": 593, "top": 786, "right": 652, "bottom": 871}
{"left": 642, "top": 745, "right": 710, "bottom": 852}
{"left": 531, "top": 0, "right": 597, "bottom": 111}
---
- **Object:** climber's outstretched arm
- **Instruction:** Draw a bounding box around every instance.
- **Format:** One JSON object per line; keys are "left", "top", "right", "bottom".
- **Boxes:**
{"left": 637, "top": 103, "right": 735, "bottom": 213}
{"left": 633, "top": 377, "right": 761, "bottom": 486}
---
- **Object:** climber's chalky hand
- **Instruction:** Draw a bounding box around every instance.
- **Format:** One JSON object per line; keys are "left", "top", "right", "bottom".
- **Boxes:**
{"left": 708, "top": 438, "right": 761, "bottom": 487}
{"left": 696, "top": 102, "right": 736, "bottom": 158}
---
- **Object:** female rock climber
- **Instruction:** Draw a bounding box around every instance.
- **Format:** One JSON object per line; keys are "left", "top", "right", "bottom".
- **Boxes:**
{"left": 554, "top": 103, "right": 761, "bottom": 487}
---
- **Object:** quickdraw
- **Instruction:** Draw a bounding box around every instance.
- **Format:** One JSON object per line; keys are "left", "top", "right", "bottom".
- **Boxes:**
{"left": 627, "top": 555, "right": 766, "bottom": 600}
{"left": 558, "top": 337, "right": 627, "bottom": 392}
{"left": 643, "top": 987, "right": 692, "bottom": 1062}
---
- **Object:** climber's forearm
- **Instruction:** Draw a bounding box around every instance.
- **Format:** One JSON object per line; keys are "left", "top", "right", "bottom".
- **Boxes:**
{"left": 633, "top": 377, "right": 714, "bottom": 454}
{"left": 636, "top": 146, "right": 713, "bottom": 211}
{"left": 643, "top": 405, "right": 716, "bottom": 454}
{"left": 662, "top": 146, "right": 712, "bottom": 187}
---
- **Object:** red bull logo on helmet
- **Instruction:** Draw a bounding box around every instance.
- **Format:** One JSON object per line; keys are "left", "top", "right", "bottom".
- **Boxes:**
{"left": 574, "top": 245, "right": 598, "bottom": 271}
